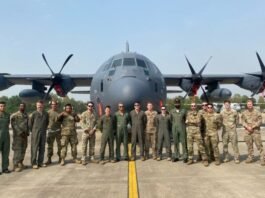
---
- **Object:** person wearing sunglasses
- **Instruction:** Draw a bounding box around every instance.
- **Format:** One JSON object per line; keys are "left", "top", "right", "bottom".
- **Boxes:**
{"left": 114, "top": 103, "right": 130, "bottom": 161}
{"left": 129, "top": 102, "right": 147, "bottom": 161}
{"left": 185, "top": 103, "right": 209, "bottom": 167}
{"left": 156, "top": 106, "right": 172, "bottom": 161}
{"left": 80, "top": 102, "right": 98, "bottom": 165}
{"left": 220, "top": 100, "right": 240, "bottom": 164}
{"left": 241, "top": 99, "right": 265, "bottom": 166}
{"left": 204, "top": 103, "right": 222, "bottom": 165}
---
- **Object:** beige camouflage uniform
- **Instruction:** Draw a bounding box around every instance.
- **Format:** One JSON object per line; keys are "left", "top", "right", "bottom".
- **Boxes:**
{"left": 10, "top": 111, "right": 29, "bottom": 169}
{"left": 47, "top": 109, "right": 61, "bottom": 161}
{"left": 204, "top": 112, "right": 222, "bottom": 163}
{"left": 220, "top": 109, "right": 240, "bottom": 161}
{"left": 186, "top": 110, "right": 208, "bottom": 163}
{"left": 145, "top": 110, "right": 157, "bottom": 159}
{"left": 241, "top": 109, "right": 265, "bottom": 164}
{"left": 80, "top": 111, "right": 97, "bottom": 162}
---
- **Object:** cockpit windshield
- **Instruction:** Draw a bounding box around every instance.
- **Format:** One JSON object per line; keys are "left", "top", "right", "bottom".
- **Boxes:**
{"left": 123, "top": 58, "right": 136, "bottom": 66}
{"left": 136, "top": 59, "right": 147, "bottom": 68}
{"left": 112, "top": 59, "right": 122, "bottom": 68}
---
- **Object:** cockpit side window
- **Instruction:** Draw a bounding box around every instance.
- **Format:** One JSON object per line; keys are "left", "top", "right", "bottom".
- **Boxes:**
{"left": 136, "top": 59, "right": 147, "bottom": 68}
{"left": 123, "top": 58, "right": 136, "bottom": 66}
{"left": 103, "top": 62, "right": 111, "bottom": 71}
{"left": 112, "top": 59, "right": 122, "bottom": 68}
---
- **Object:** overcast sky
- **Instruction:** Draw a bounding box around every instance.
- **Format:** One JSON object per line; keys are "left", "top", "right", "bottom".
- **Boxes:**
{"left": 0, "top": 0, "right": 265, "bottom": 101}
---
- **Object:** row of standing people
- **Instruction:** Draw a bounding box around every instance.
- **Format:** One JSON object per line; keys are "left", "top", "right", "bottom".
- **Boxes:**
{"left": 0, "top": 97, "right": 265, "bottom": 174}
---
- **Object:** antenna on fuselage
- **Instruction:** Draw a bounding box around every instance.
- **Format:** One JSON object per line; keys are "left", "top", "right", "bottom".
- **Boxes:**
{"left": 126, "top": 41, "right": 130, "bottom": 52}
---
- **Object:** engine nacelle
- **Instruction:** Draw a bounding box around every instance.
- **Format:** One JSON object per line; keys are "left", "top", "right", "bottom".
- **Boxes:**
{"left": 200, "top": 88, "right": 232, "bottom": 102}
{"left": 0, "top": 75, "right": 12, "bottom": 91}
{"left": 19, "top": 89, "right": 49, "bottom": 103}
{"left": 180, "top": 79, "right": 192, "bottom": 92}
{"left": 54, "top": 77, "right": 75, "bottom": 97}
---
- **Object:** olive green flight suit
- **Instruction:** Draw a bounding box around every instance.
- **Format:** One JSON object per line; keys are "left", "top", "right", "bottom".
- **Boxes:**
{"left": 29, "top": 111, "right": 49, "bottom": 166}
{"left": 99, "top": 115, "right": 115, "bottom": 161}
{"left": 114, "top": 111, "right": 129, "bottom": 160}
{"left": 0, "top": 112, "right": 10, "bottom": 171}
{"left": 170, "top": 108, "right": 187, "bottom": 160}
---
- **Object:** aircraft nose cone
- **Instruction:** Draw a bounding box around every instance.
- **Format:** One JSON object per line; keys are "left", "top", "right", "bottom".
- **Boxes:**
{"left": 108, "top": 77, "right": 151, "bottom": 110}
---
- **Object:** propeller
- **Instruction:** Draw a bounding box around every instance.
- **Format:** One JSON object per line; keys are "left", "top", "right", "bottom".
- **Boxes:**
{"left": 183, "top": 56, "right": 212, "bottom": 102}
{"left": 247, "top": 52, "right": 265, "bottom": 96}
{"left": 42, "top": 53, "right": 73, "bottom": 99}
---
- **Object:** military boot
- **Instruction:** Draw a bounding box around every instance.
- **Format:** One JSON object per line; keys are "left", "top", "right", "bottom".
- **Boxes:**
{"left": 203, "top": 160, "right": 209, "bottom": 167}
{"left": 60, "top": 158, "right": 65, "bottom": 166}
{"left": 73, "top": 158, "right": 81, "bottom": 164}
{"left": 215, "top": 159, "right": 221, "bottom": 166}
{"left": 245, "top": 158, "right": 254, "bottom": 164}
{"left": 141, "top": 156, "right": 145, "bottom": 161}
{"left": 234, "top": 158, "right": 240, "bottom": 164}
{"left": 46, "top": 157, "right": 52, "bottom": 165}
{"left": 81, "top": 160, "right": 87, "bottom": 166}
{"left": 58, "top": 157, "right": 62, "bottom": 164}
{"left": 90, "top": 156, "right": 99, "bottom": 163}
{"left": 187, "top": 159, "right": 193, "bottom": 165}
{"left": 157, "top": 157, "right": 161, "bottom": 161}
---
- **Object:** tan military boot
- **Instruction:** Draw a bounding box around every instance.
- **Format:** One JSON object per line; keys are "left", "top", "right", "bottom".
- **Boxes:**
{"left": 74, "top": 158, "right": 81, "bottom": 164}
{"left": 60, "top": 158, "right": 65, "bottom": 166}
{"left": 203, "top": 160, "right": 209, "bottom": 167}
{"left": 215, "top": 159, "right": 221, "bottom": 166}
{"left": 187, "top": 160, "right": 193, "bottom": 165}
{"left": 260, "top": 160, "right": 265, "bottom": 166}
{"left": 99, "top": 160, "right": 105, "bottom": 165}
{"left": 32, "top": 165, "right": 39, "bottom": 169}
{"left": 81, "top": 160, "right": 87, "bottom": 166}
{"left": 90, "top": 156, "right": 99, "bottom": 163}
{"left": 245, "top": 158, "right": 253, "bottom": 164}
{"left": 141, "top": 156, "right": 145, "bottom": 161}
{"left": 234, "top": 159, "right": 240, "bottom": 164}
{"left": 167, "top": 157, "right": 171, "bottom": 161}
{"left": 156, "top": 157, "right": 161, "bottom": 161}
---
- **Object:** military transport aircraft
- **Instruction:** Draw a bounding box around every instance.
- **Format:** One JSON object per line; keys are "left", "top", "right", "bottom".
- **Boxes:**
{"left": 0, "top": 43, "right": 265, "bottom": 114}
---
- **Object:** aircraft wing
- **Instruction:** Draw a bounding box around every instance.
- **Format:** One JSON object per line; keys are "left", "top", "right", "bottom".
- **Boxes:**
{"left": 3, "top": 74, "right": 94, "bottom": 86}
{"left": 163, "top": 74, "right": 244, "bottom": 86}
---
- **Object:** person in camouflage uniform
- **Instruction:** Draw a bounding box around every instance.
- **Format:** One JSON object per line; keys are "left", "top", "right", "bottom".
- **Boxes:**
{"left": 98, "top": 106, "right": 116, "bottom": 165}
{"left": 241, "top": 99, "right": 265, "bottom": 166}
{"left": 11, "top": 103, "right": 29, "bottom": 172}
{"left": 156, "top": 106, "right": 172, "bottom": 161}
{"left": 58, "top": 103, "right": 81, "bottom": 166}
{"left": 0, "top": 101, "right": 11, "bottom": 174}
{"left": 220, "top": 100, "right": 240, "bottom": 164}
{"left": 170, "top": 98, "right": 188, "bottom": 163}
{"left": 29, "top": 100, "right": 49, "bottom": 169}
{"left": 204, "top": 103, "right": 222, "bottom": 165}
{"left": 186, "top": 103, "right": 209, "bottom": 167}
{"left": 129, "top": 102, "right": 147, "bottom": 161}
{"left": 46, "top": 100, "right": 61, "bottom": 165}
{"left": 114, "top": 103, "right": 129, "bottom": 161}
{"left": 145, "top": 102, "right": 158, "bottom": 160}
{"left": 80, "top": 101, "right": 98, "bottom": 165}
{"left": 198, "top": 101, "right": 214, "bottom": 161}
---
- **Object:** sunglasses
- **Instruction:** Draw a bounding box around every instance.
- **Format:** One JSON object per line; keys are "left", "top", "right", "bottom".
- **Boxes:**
{"left": 207, "top": 106, "right": 213, "bottom": 109}
{"left": 191, "top": 105, "right": 196, "bottom": 107}
{"left": 88, "top": 105, "right": 93, "bottom": 107}
{"left": 119, "top": 106, "right": 124, "bottom": 108}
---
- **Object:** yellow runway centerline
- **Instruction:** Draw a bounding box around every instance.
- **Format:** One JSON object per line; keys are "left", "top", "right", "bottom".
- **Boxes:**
{"left": 128, "top": 144, "right": 139, "bottom": 198}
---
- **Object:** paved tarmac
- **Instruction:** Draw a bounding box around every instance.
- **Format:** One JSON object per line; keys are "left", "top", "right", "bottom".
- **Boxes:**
{"left": 1, "top": 128, "right": 265, "bottom": 198}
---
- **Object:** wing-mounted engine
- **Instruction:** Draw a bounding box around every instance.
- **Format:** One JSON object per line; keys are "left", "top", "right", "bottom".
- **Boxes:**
{"left": 239, "top": 52, "right": 265, "bottom": 96}
{"left": 41, "top": 53, "right": 75, "bottom": 98}
{"left": 0, "top": 73, "right": 13, "bottom": 91}
{"left": 180, "top": 56, "right": 212, "bottom": 99}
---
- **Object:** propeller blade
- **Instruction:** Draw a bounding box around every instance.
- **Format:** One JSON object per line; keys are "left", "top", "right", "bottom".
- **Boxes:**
{"left": 200, "top": 85, "right": 209, "bottom": 103}
{"left": 42, "top": 53, "right": 55, "bottom": 75}
{"left": 185, "top": 56, "right": 196, "bottom": 75}
{"left": 256, "top": 52, "right": 265, "bottom": 73}
{"left": 59, "top": 54, "right": 73, "bottom": 74}
{"left": 199, "top": 56, "right": 212, "bottom": 75}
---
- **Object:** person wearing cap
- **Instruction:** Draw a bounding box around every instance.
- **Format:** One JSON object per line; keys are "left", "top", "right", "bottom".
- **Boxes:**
{"left": 185, "top": 102, "right": 208, "bottom": 167}
{"left": 156, "top": 106, "right": 171, "bottom": 161}
{"left": 170, "top": 98, "right": 188, "bottom": 163}
{"left": 129, "top": 102, "right": 147, "bottom": 161}
{"left": 114, "top": 103, "right": 130, "bottom": 161}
